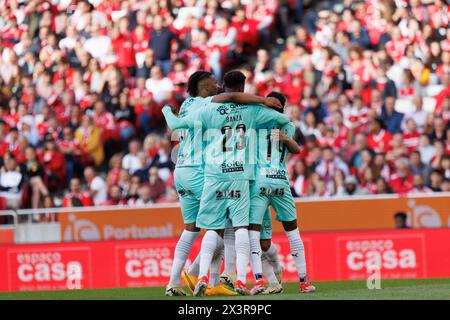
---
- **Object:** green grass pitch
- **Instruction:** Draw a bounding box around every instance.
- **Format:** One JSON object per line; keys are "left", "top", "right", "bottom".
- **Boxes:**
{"left": 0, "top": 278, "right": 449, "bottom": 300}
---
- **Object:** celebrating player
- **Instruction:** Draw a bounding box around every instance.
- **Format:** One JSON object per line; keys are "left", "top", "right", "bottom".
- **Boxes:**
{"left": 163, "top": 70, "right": 290, "bottom": 296}
{"left": 165, "top": 70, "right": 282, "bottom": 296}
{"left": 249, "top": 92, "right": 316, "bottom": 294}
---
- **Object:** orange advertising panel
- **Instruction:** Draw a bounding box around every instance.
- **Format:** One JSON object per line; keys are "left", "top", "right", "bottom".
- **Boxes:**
{"left": 59, "top": 206, "right": 187, "bottom": 242}
{"left": 0, "top": 228, "right": 14, "bottom": 244}
{"left": 275, "top": 195, "right": 450, "bottom": 233}
{"left": 58, "top": 195, "right": 450, "bottom": 242}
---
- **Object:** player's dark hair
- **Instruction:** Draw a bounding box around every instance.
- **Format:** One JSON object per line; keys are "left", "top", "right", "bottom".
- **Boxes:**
{"left": 187, "top": 71, "right": 213, "bottom": 97}
{"left": 266, "top": 91, "right": 286, "bottom": 113}
{"left": 223, "top": 70, "right": 246, "bottom": 90}
{"left": 394, "top": 211, "right": 407, "bottom": 219}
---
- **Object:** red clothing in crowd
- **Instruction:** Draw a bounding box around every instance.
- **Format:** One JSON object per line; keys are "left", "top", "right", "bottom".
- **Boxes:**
{"left": 38, "top": 150, "right": 67, "bottom": 181}
{"left": 283, "top": 77, "right": 309, "bottom": 106}
{"left": 403, "top": 131, "right": 420, "bottom": 151}
{"left": 132, "top": 31, "right": 149, "bottom": 54}
{"left": 385, "top": 38, "right": 409, "bottom": 62}
{"left": 93, "top": 111, "right": 118, "bottom": 141}
{"left": 232, "top": 16, "right": 260, "bottom": 49}
{"left": 129, "top": 87, "right": 152, "bottom": 115}
{"left": 62, "top": 192, "right": 94, "bottom": 207}
{"left": 1, "top": 24, "right": 24, "bottom": 48}
{"left": 389, "top": 173, "right": 414, "bottom": 194}
{"left": 112, "top": 32, "right": 136, "bottom": 68}
{"left": 434, "top": 85, "right": 450, "bottom": 113}
{"left": 367, "top": 129, "right": 393, "bottom": 154}
{"left": 100, "top": 198, "right": 127, "bottom": 206}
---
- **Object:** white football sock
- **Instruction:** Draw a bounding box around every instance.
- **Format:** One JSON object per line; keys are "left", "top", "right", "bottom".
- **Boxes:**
{"left": 198, "top": 230, "right": 219, "bottom": 280}
{"left": 249, "top": 230, "right": 263, "bottom": 281}
{"left": 235, "top": 228, "right": 250, "bottom": 283}
{"left": 223, "top": 224, "right": 236, "bottom": 276}
{"left": 261, "top": 252, "right": 278, "bottom": 284}
{"left": 187, "top": 253, "right": 200, "bottom": 276}
{"left": 210, "top": 236, "right": 224, "bottom": 286}
{"left": 264, "top": 243, "right": 283, "bottom": 274}
{"left": 286, "top": 228, "right": 307, "bottom": 282}
{"left": 169, "top": 230, "right": 200, "bottom": 285}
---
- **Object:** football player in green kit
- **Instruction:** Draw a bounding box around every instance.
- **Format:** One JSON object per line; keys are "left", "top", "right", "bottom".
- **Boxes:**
{"left": 248, "top": 92, "right": 316, "bottom": 294}
{"left": 163, "top": 71, "right": 290, "bottom": 296}
{"left": 165, "top": 71, "right": 282, "bottom": 296}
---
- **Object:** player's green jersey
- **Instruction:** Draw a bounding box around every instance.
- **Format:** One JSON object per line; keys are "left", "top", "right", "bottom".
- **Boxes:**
{"left": 163, "top": 102, "right": 290, "bottom": 181}
{"left": 255, "top": 121, "right": 295, "bottom": 183}
{"left": 174, "top": 96, "right": 212, "bottom": 168}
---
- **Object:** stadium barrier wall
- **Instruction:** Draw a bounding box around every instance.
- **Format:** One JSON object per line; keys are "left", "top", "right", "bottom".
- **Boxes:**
{"left": 4, "top": 193, "right": 449, "bottom": 244}
{"left": 0, "top": 228, "right": 449, "bottom": 292}
{"left": 15, "top": 223, "right": 61, "bottom": 244}
{"left": 0, "top": 211, "right": 17, "bottom": 244}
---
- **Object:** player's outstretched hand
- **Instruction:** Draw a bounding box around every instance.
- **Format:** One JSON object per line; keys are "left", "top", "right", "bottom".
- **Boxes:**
{"left": 263, "top": 97, "right": 283, "bottom": 109}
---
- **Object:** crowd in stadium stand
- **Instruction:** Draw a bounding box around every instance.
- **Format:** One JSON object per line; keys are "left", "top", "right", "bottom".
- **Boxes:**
{"left": 0, "top": 0, "right": 449, "bottom": 216}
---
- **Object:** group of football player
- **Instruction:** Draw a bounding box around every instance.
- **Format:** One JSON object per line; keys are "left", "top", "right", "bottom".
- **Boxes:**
{"left": 163, "top": 70, "right": 315, "bottom": 296}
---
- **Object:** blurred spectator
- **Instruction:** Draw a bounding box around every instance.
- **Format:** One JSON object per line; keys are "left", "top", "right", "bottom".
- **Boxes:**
{"left": 23, "top": 146, "right": 49, "bottom": 208}
{"left": 84, "top": 166, "right": 107, "bottom": 205}
{"left": 394, "top": 212, "right": 409, "bottom": 229}
{"left": 315, "top": 146, "right": 349, "bottom": 192}
{"left": 101, "top": 185, "right": 127, "bottom": 206}
{"left": 134, "top": 183, "right": 153, "bottom": 206}
{"left": 126, "top": 174, "right": 142, "bottom": 203}
{"left": 129, "top": 76, "right": 150, "bottom": 135}
{"left": 148, "top": 166, "right": 166, "bottom": 202}
{"left": 122, "top": 139, "right": 142, "bottom": 174}
{"left": 381, "top": 96, "right": 404, "bottom": 134}
{"left": 389, "top": 158, "right": 414, "bottom": 194}
{"left": 0, "top": 0, "right": 448, "bottom": 213}
{"left": 303, "top": 94, "right": 328, "bottom": 123}
{"left": 106, "top": 153, "right": 123, "bottom": 192}
{"left": 62, "top": 178, "right": 93, "bottom": 208}
{"left": 75, "top": 115, "right": 104, "bottom": 167}
{"left": 402, "top": 96, "right": 428, "bottom": 132}
{"left": 429, "top": 169, "right": 444, "bottom": 192}
{"left": 375, "top": 177, "right": 393, "bottom": 195}
{"left": 336, "top": 175, "right": 369, "bottom": 196}
{"left": 58, "top": 127, "right": 82, "bottom": 182}
{"left": 409, "top": 151, "right": 429, "bottom": 179}
{"left": 39, "top": 135, "right": 66, "bottom": 191}
{"left": 367, "top": 118, "right": 393, "bottom": 154}
{"left": 114, "top": 91, "right": 136, "bottom": 143}
{"left": 410, "top": 174, "right": 433, "bottom": 194}
{"left": 149, "top": 16, "right": 176, "bottom": 76}
{"left": 290, "top": 159, "right": 309, "bottom": 197}
{"left": 0, "top": 153, "right": 24, "bottom": 209}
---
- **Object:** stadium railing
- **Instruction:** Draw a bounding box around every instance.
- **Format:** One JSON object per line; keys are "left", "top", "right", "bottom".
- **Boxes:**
{"left": 0, "top": 192, "right": 447, "bottom": 245}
